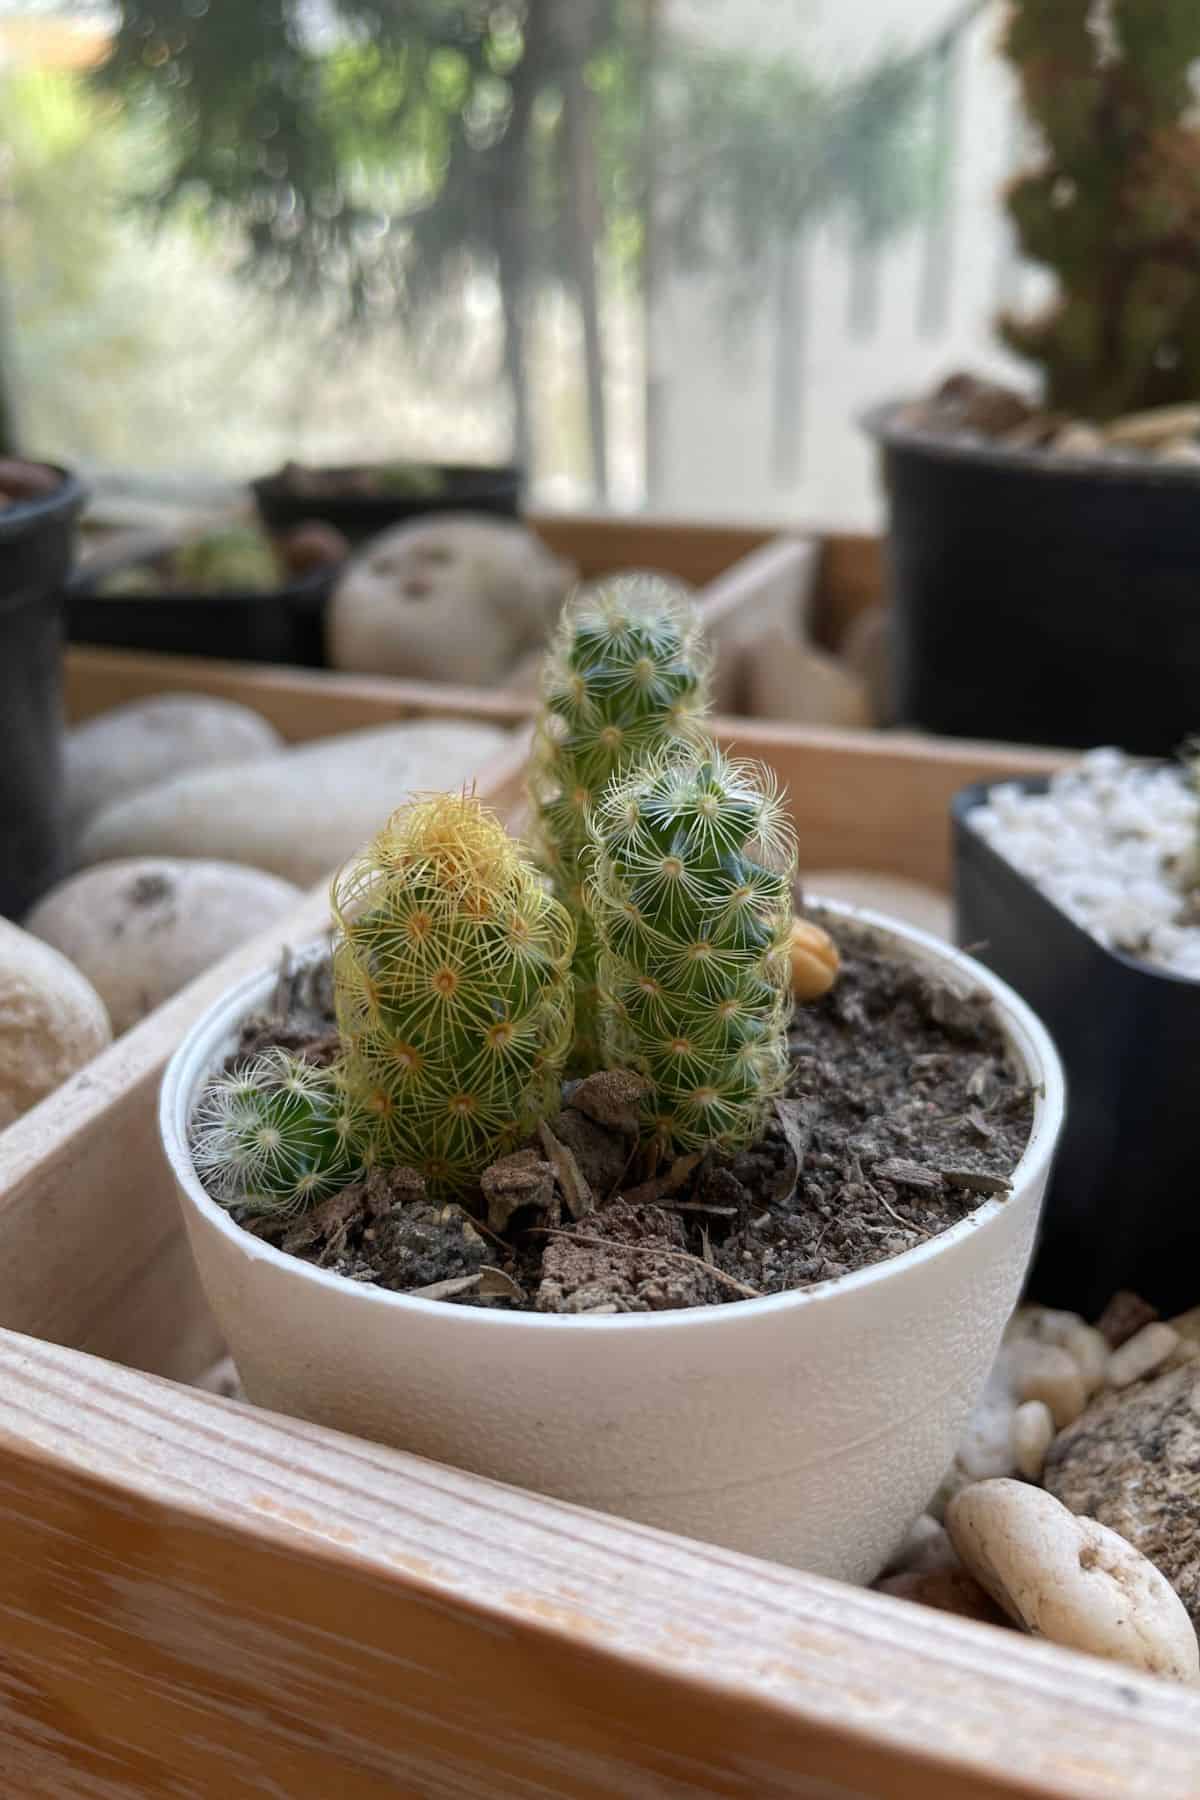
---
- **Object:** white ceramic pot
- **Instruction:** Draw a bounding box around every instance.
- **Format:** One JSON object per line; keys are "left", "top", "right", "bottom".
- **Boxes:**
{"left": 161, "top": 901, "right": 1064, "bottom": 1584}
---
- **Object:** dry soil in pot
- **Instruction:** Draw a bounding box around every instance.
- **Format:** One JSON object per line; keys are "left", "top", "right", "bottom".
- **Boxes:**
{"left": 199, "top": 918, "right": 1034, "bottom": 1315}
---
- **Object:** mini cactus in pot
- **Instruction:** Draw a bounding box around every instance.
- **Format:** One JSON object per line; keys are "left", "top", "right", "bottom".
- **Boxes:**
{"left": 164, "top": 653, "right": 1058, "bottom": 1573}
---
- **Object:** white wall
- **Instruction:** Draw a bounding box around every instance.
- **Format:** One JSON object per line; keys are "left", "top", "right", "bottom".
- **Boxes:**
{"left": 650, "top": 0, "right": 1040, "bottom": 528}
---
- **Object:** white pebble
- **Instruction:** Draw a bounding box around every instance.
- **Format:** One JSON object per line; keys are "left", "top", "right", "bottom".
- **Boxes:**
{"left": 1064, "top": 1323, "right": 1112, "bottom": 1396}
{"left": 1011, "top": 1401, "right": 1055, "bottom": 1481}
{"left": 947, "top": 1479, "right": 1200, "bottom": 1684}
{"left": 1014, "top": 1342, "right": 1087, "bottom": 1429}
{"left": 1108, "top": 1323, "right": 1181, "bottom": 1389}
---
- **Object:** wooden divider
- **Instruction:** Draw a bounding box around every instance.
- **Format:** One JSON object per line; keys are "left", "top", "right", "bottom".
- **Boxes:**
{"left": 0, "top": 1326, "right": 1196, "bottom": 1799}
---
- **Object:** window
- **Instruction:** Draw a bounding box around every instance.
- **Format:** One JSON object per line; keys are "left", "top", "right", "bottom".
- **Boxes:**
{"left": 1, "top": 0, "right": 1028, "bottom": 526}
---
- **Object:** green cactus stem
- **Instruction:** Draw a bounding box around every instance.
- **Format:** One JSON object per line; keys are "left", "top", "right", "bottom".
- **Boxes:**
{"left": 530, "top": 572, "right": 712, "bottom": 1068}
{"left": 191, "top": 1047, "right": 368, "bottom": 1216}
{"left": 331, "top": 790, "right": 575, "bottom": 1199}
{"left": 587, "top": 745, "right": 797, "bottom": 1156}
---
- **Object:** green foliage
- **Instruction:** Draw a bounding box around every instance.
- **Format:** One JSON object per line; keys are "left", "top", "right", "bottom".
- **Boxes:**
{"left": 1000, "top": 0, "right": 1200, "bottom": 418}
{"left": 655, "top": 41, "right": 933, "bottom": 321}
{"left": 587, "top": 745, "right": 796, "bottom": 1156}
{"left": 95, "top": 2, "right": 932, "bottom": 340}
{"left": 530, "top": 573, "right": 711, "bottom": 1069}
{"left": 331, "top": 790, "right": 575, "bottom": 1199}
{"left": 191, "top": 1048, "right": 367, "bottom": 1216}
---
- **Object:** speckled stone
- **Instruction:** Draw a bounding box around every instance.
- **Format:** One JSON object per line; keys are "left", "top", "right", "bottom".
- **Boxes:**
{"left": 1045, "top": 1360, "right": 1200, "bottom": 1629}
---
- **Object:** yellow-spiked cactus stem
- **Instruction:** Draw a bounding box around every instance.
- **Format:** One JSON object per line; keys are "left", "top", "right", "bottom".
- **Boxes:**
{"left": 588, "top": 747, "right": 798, "bottom": 1155}
{"left": 331, "top": 791, "right": 576, "bottom": 1199}
{"left": 192, "top": 1047, "right": 369, "bottom": 1216}
{"left": 530, "top": 572, "right": 712, "bottom": 1068}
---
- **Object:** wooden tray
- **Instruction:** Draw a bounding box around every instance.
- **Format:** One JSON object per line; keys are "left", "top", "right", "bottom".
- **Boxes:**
{"left": 12, "top": 691, "right": 1186, "bottom": 1798}
{"left": 65, "top": 525, "right": 818, "bottom": 725}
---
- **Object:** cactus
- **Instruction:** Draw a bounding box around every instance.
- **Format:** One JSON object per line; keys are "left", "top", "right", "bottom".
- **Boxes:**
{"left": 530, "top": 573, "right": 712, "bottom": 1067}
{"left": 999, "top": 0, "right": 1200, "bottom": 419}
{"left": 192, "top": 1047, "right": 368, "bottom": 1216}
{"left": 331, "top": 790, "right": 575, "bottom": 1199}
{"left": 587, "top": 745, "right": 797, "bottom": 1155}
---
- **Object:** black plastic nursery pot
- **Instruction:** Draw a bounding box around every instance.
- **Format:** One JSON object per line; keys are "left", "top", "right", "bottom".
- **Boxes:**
{"left": 0, "top": 466, "right": 86, "bottom": 919}
{"left": 954, "top": 775, "right": 1200, "bottom": 1318}
{"left": 65, "top": 556, "right": 342, "bottom": 669}
{"left": 865, "top": 402, "right": 1200, "bottom": 756}
{"left": 251, "top": 461, "right": 524, "bottom": 545}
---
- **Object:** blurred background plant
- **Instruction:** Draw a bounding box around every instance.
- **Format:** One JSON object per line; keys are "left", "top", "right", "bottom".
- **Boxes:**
{"left": 998, "top": 0, "right": 1200, "bottom": 421}
{"left": 1, "top": 0, "right": 1017, "bottom": 523}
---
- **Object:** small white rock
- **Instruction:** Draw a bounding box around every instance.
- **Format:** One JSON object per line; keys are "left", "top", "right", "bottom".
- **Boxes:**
{"left": 1064, "top": 1322, "right": 1112, "bottom": 1396}
{"left": 1108, "top": 1322, "right": 1181, "bottom": 1390}
{"left": 76, "top": 721, "right": 513, "bottom": 886}
{"left": 329, "top": 514, "right": 574, "bottom": 684}
{"left": 0, "top": 918, "right": 111, "bottom": 1129}
{"left": 1014, "top": 1341, "right": 1087, "bottom": 1429}
{"left": 1009, "top": 1307, "right": 1110, "bottom": 1396}
{"left": 883, "top": 1513, "right": 959, "bottom": 1578}
{"left": 1011, "top": 1400, "right": 1056, "bottom": 1481}
{"left": 65, "top": 695, "right": 281, "bottom": 839}
{"left": 947, "top": 1479, "right": 1200, "bottom": 1685}
{"left": 26, "top": 858, "right": 302, "bottom": 1035}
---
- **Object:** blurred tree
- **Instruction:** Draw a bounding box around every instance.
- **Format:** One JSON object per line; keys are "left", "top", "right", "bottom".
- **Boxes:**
{"left": 96, "top": 0, "right": 935, "bottom": 499}
{"left": 0, "top": 67, "right": 145, "bottom": 457}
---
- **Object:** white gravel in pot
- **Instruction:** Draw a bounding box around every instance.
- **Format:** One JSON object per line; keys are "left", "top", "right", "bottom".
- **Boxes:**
{"left": 971, "top": 748, "right": 1200, "bottom": 977}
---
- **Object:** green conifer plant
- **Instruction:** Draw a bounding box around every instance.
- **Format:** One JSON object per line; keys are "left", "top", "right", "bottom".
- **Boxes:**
{"left": 1000, "top": 0, "right": 1200, "bottom": 419}
{"left": 191, "top": 1047, "right": 368, "bottom": 1216}
{"left": 530, "top": 573, "right": 712, "bottom": 1068}
{"left": 331, "top": 790, "right": 576, "bottom": 1199}
{"left": 587, "top": 744, "right": 797, "bottom": 1155}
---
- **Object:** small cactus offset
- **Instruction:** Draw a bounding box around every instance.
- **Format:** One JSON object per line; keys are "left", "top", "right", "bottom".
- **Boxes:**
{"left": 192, "top": 1048, "right": 368, "bottom": 1216}
{"left": 331, "top": 790, "right": 575, "bottom": 1199}
{"left": 587, "top": 745, "right": 797, "bottom": 1155}
{"left": 530, "top": 573, "right": 712, "bottom": 1066}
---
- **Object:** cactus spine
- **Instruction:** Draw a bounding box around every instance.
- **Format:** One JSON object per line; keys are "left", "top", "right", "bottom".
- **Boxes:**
{"left": 191, "top": 1047, "right": 368, "bottom": 1216}
{"left": 587, "top": 746, "right": 797, "bottom": 1154}
{"left": 530, "top": 573, "right": 712, "bottom": 1067}
{"left": 331, "top": 790, "right": 575, "bottom": 1199}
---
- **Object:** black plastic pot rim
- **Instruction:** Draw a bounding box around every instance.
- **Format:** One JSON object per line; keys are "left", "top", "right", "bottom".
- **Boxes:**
{"left": 252, "top": 460, "right": 523, "bottom": 495}
{"left": 0, "top": 464, "right": 87, "bottom": 545}
{"left": 70, "top": 553, "right": 344, "bottom": 606}
{"left": 861, "top": 397, "right": 1200, "bottom": 489}
{"left": 955, "top": 775, "right": 1200, "bottom": 990}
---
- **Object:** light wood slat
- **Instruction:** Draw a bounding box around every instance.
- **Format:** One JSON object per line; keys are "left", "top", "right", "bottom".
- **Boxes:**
{"left": 531, "top": 510, "right": 776, "bottom": 585}
{"left": 716, "top": 719, "right": 1067, "bottom": 891}
{"left": 811, "top": 533, "right": 885, "bottom": 649}
{"left": 64, "top": 650, "right": 535, "bottom": 737}
{"left": 0, "top": 1327, "right": 1196, "bottom": 1800}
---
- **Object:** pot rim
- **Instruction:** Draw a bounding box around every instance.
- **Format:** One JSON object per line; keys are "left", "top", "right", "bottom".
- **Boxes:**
{"left": 0, "top": 464, "right": 87, "bottom": 544}
{"left": 161, "top": 898, "right": 1065, "bottom": 1334}
{"left": 861, "top": 396, "right": 1200, "bottom": 487}
{"left": 955, "top": 772, "right": 1200, "bottom": 990}
{"left": 251, "top": 460, "right": 524, "bottom": 497}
